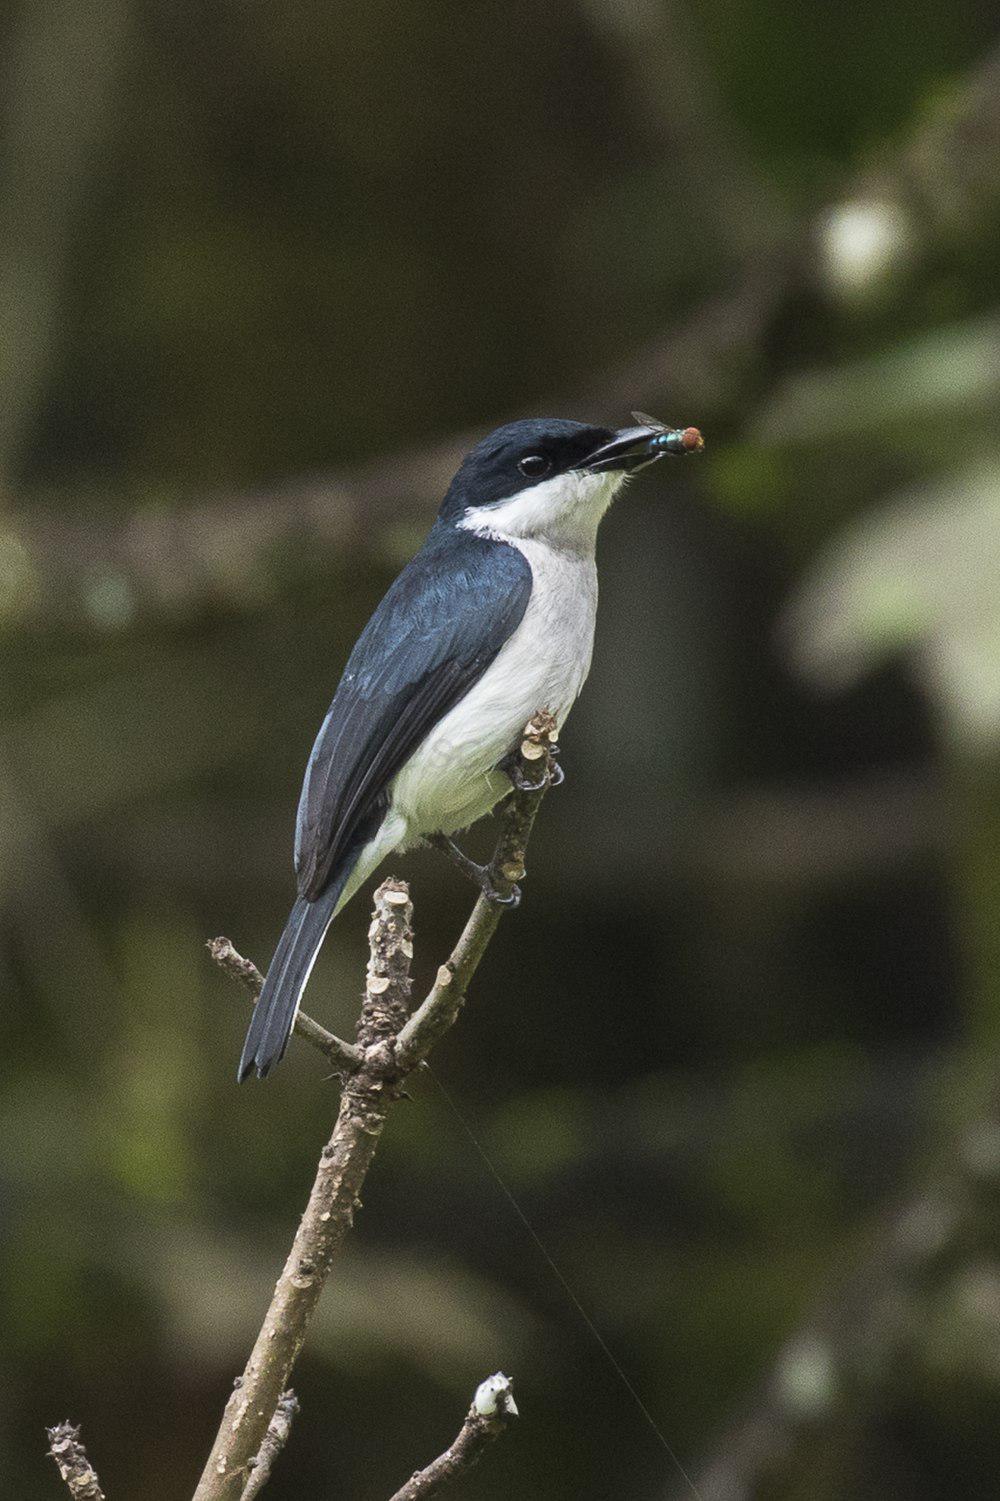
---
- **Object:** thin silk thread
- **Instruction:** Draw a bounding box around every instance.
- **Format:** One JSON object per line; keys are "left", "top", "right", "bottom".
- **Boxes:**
{"left": 424, "top": 1063, "right": 705, "bottom": 1501}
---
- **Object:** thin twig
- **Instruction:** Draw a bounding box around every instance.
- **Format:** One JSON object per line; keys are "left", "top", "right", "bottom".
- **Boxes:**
{"left": 207, "top": 936, "right": 362, "bottom": 1073}
{"left": 240, "top": 1390, "right": 300, "bottom": 1501}
{"left": 386, "top": 1373, "right": 519, "bottom": 1501}
{"left": 46, "top": 1423, "right": 107, "bottom": 1501}
{"left": 193, "top": 721, "right": 553, "bottom": 1501}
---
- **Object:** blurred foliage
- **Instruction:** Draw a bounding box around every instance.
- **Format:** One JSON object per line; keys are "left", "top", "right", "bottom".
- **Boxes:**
{"left": 4, "top": 3, "right": 1000, "bottom": 1500}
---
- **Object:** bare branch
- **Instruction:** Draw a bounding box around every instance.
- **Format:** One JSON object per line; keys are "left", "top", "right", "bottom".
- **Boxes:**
{"left": 46, "top": 1424, "right": 107, "bottom": 1501}
{"left": 240, "top": 1390, "right": 300, "bottom": 1501}
{"left": 386, "top": 1373, "right": 519, "bottom": 1501}
{"left": 193, "top": 879, "right": 414, "bottom": 1501}
{"left": 206, "top": 936, "right": 362, "bottom": 1073}
{"left": 192, "top": 722, "right": 555, "bottom": 1501}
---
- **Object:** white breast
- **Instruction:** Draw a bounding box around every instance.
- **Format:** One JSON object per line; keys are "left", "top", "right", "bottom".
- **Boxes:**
{"left": 390, "top": 537, "right": 599, "bottom": 841}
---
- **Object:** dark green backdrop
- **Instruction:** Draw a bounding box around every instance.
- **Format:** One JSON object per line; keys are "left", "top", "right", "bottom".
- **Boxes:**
{"left": 4, "top": 3, "right": 1000, "bottom": 1498}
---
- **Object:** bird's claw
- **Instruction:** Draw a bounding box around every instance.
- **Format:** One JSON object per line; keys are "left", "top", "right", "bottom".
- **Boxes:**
{"left": 428, "top": 833, "right": 522, "bottom": 909}
{"left": 498, "top": 749, "right": 560, "bottom": 793}
{"left": 483, "top": 875, "right": 521, "bottom": 910}
{"left": 514, "top": 765, "right": 548, "bottom": 793}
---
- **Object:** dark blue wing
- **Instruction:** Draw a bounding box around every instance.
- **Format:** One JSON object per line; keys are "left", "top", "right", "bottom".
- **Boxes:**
{"left": 293, "top": 525, "right": 532, "bottom": 899}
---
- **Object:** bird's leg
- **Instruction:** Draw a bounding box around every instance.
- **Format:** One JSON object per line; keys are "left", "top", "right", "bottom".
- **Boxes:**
{"left": 427, "top": 832, "right": 485, "bottom": 887}
{"left": 427, "top": 833, "right": 521, "bottom": 909}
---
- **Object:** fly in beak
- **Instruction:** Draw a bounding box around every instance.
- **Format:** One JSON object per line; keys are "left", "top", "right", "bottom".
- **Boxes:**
{"left": 574, "top": 413, "right": 705, "bottom": 474}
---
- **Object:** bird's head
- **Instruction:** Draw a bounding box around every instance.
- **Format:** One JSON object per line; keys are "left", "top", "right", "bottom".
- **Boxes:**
{"left": 438, "top": 416, "right": 702, "bottom": 548}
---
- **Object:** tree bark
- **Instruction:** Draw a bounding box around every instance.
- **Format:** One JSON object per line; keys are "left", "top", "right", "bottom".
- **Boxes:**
{"left": 192, "top": 880, "right": 414, "bottom": 1501}
{"left": 46, "top": 1423, "right": 107, "bottom": 1501}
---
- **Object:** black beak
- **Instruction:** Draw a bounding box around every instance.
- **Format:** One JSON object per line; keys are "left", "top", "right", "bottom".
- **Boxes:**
{"left": 573, "top": 415, "right": 705, "bottom": 474}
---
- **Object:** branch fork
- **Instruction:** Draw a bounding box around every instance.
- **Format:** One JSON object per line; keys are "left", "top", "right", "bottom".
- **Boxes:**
{"left": 189, "top": 714, "right": 557, "bottom": 1501}
{"left": 47, "top": 716, "right": 556, "bottom": 1501}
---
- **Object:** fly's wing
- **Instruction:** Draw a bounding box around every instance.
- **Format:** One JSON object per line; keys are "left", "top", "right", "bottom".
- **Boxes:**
{"left": 293, "top": 527, "right": 532, "bottom": 900}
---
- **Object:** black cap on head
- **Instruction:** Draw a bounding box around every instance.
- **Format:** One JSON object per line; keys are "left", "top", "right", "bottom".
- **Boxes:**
{"left": 438, "top": 419, "right": 614, "bottom": 522}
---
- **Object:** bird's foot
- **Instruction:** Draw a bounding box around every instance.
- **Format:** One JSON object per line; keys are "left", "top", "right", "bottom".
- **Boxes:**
{"left": 428, "top": 833, "right": 521, "bottom": 909}
{"left": 482, "top": 874, "right": 521, "bottom": 909}
{"left": 497, "top": 747, "right": 561, "bottom": 793}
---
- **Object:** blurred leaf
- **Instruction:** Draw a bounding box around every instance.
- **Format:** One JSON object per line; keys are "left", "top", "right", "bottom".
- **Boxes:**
{"left": 136, "top": 1225, "right": 543, "bottom": 1390}
{"left": 784, "top": 463, "right": 1000, "bottom": 747}
{"left": 762, "top": 317, "right": 1000, "bottom": 444}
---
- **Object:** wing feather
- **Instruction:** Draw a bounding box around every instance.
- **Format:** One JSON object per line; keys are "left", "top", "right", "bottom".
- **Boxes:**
{"left": 294, "top": 527, "right": 532, "bottom": 899}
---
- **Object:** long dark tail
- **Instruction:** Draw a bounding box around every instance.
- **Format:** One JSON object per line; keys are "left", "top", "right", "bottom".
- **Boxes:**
{"left": 238, "top": 864, "right": 352, "bottom": 1081}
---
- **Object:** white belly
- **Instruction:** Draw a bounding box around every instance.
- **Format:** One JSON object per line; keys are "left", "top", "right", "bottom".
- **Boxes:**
{"left": 390, "top": 539, "right": 598, "bottom": 840}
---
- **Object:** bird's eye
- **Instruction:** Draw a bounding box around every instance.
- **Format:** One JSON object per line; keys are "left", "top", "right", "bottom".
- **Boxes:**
{"left": 518, "top": 453, "right": 550, "bottom": 479}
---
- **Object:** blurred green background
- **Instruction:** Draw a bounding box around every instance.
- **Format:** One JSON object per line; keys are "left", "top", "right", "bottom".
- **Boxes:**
{"left": 4, "top": 3, "right": 1000, "bottom": 1498}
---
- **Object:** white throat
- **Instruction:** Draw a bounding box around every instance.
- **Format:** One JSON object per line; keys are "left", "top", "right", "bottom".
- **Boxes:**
{"left": 457, "top": 470, "right": 625, "bottom": 553}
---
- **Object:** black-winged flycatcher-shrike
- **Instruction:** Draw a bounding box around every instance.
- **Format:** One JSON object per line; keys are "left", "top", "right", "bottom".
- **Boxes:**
{"left": 239, "top": 415, "right": 703, "bottom": 1080}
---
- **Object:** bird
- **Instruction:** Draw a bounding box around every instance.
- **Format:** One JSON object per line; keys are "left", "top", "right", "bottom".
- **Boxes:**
{"left": 239, "top": 414, "right": 703, "bottom": 1080}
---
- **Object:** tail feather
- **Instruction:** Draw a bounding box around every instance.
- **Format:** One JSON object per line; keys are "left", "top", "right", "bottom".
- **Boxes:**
{"left": 238, "top": 869, "right": 350, "bottom": 1081}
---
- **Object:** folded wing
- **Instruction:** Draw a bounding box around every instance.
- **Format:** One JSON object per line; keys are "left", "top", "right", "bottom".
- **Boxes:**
{"left": 294, "top": 526, "right": 533, "bottom": 899}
